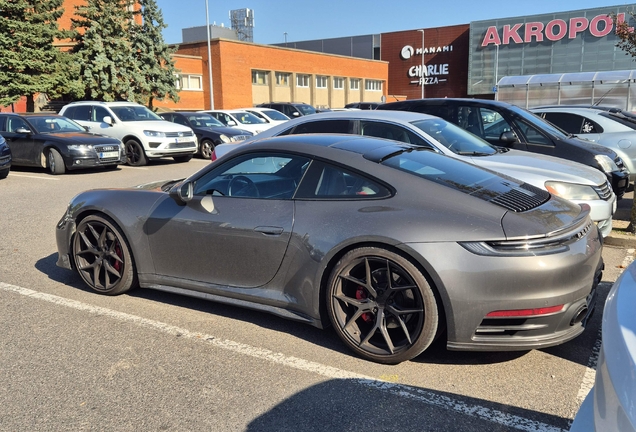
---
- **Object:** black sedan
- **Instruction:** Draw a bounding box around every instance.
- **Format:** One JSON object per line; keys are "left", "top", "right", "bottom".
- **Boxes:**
{"left": 0, "top": 135, "right": 10, "bottom": 179}
{"left": 0, "top": 113, "right": 125, "bottom": 175}
{"left": 159, "top": 112, "right": 253, "bottom": 159}
{"left": 56, "top": 134, "right": 602, "bottom": 364}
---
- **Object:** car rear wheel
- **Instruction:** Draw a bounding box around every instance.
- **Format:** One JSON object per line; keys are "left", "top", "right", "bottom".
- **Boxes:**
{"left": 199, "top": 139, "right": 214, "bottom": 159}
{"left": 173, "top": 155, "right": 193, "bottom": 163}
{"left": 125, "top": 139, "right": 147, "bottom": 166}
{"left": 326, "top": 247, "right": 439, "bottom": 364}
{"left": 72, "top": 214, "right": 136, "bottom": 295}
{"left": 0, "top": 169, "right": 8, "bottom": 179}
{"left": 47, "top": 148, "right": 65, "bottom": 175}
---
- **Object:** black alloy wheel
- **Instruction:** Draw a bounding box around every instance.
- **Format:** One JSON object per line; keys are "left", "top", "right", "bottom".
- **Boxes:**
{"left": 199, "top": 139, "right": 214, "bottom": 159}
{"left": 72, "top": 215, "right": 136, "bottom": 295}
{"left": 125, "top": 139, "right": 147, "bottom": 166}
{"left": 326, "top": 247, "right": 439, "bottom": 364}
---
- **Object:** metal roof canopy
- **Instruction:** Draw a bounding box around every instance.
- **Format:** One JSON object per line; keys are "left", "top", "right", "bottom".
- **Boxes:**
{"left": 498, "top": 70, "right": 636, "bottom": 87}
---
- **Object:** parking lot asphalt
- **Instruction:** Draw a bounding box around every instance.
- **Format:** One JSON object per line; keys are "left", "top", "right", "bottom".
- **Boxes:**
{"left": 0, "top": 160, "right": 632, "bottom": 432}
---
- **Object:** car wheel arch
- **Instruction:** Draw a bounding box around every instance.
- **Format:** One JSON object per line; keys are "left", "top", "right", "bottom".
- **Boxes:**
{"left": 316, "top": 240, "right": 448, "bottom": 335}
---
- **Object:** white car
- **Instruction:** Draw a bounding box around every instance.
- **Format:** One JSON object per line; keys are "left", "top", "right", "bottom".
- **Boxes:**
{"left": 570, "top": 260, "right": 636, "bottom": 432}
{"left": 242, "top": 107, "right": 290, "bottom": 127}
{"left": 213, "top": 111, "right": 617, "bottom": 236}
{"left": 60, "top": 101, "right": 197, "bottom": 166}
{"left": 201, "top": 109, "right": 273, "bottom": 135}
{"left": 533, "top": 106, "right": 636, "bottom": 182}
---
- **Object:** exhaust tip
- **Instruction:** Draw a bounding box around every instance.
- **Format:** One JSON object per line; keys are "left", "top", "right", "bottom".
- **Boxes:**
{"left": 570, "top": 305, "right": 588, "bottom": 326}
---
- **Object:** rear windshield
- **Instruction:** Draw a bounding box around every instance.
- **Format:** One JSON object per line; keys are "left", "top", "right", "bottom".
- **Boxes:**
{"left": 296, "top": 104, "right": 317, "bottom": 115}
{"left": 600, "top": 111, "right": 636, "bottom": 130}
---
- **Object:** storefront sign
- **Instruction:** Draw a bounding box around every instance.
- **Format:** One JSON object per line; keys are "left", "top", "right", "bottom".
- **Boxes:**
{"left": 481, "top": 12, "right": 632, "bottom": 46}
{"left": 401, "top": 45, "right": 453, "bottom": 60}
{"left": 408, "top": 64, "right": 449, "bottom": 85}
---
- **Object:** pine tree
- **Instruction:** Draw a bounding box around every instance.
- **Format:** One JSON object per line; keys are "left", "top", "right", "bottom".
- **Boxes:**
{"left": 71, "top": 0, "right": 141, "bottom": 101}
{"left": 0, "top": 0, "right": 67, "bottom": 111}
{"left": 130, "top": 0, "right": 179, "bottom": 109}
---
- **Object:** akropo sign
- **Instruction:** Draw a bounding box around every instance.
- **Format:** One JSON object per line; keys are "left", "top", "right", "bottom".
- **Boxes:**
{"left": 481, "top": 12, "right": 632, "bottom": 46}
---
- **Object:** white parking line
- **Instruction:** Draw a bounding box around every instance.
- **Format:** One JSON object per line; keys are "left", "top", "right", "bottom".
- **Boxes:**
{"left": 8, "top": 174, "right": 59, "bottom": 180}
{"left": 0, "top": 281, "right": 566, "bottom": 432}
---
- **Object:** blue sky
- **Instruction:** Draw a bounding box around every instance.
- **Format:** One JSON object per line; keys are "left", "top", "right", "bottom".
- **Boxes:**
{"left": 155, "top": 0, "right": 633, "bottom": 45}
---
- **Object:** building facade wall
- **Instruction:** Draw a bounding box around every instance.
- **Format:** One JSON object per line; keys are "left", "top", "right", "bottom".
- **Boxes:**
{"left": 381, "top": 25, "right": 470, "bottom": 101}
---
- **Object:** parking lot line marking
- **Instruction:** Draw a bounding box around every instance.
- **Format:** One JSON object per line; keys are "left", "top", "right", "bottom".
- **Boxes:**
{"left": 575, "top": 328, "right": 601, "bottom": 411}
{"left": 8, "top": 174, "right": 59, "bottom": 180}
{"left": 0, "top": 281, "right": 565, "bottom": 432}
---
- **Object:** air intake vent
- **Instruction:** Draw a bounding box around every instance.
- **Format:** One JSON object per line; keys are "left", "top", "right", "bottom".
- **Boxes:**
{"left": 489, "top": 183, "right": 550, "bottom": 212}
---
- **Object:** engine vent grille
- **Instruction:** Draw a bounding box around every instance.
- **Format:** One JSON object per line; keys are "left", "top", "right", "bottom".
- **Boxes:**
{"left": 489, "top": 183, "right": 550, "bottom": 212}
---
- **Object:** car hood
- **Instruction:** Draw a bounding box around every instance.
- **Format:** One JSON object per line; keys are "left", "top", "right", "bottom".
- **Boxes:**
{"left": 133, "top": 179, "right": 183, "bottom": 192}
{"left": 471, "top": 149, "right": 607, "bottom": 187}
{"left": 196, "top": 126, "right": 252, "bottom": 136}
{"left": 561, "top": 135, "right": 617, "bottom": 157}
{"left": 124, "top": 121, "right": 192, "bottom": 133}
{"left": 46, "top": 132, "right": 122, "bottom": 144}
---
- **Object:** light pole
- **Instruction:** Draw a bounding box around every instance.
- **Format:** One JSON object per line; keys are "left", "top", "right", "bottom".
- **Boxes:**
{"left": 494, "top": 43, "right": 499, "bottom": 101}
{"left": 284, "top": 32, "right": 288, "bottom": 47}
{"left": 205, "top": 0, "right": 214, "bottom": 109}
{"left": 418, "top": 29, "right": 425, "bottom": 99}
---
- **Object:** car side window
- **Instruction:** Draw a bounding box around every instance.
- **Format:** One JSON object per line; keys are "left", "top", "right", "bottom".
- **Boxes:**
{"left": 457, "top": 106, "right": 484, "bottom": 138}
{"left": 513, "top": 119, "right": 553, "bottom": 146}
{"left": 295, "top": 160, "right": 391, "bottom": 199}
{"left": 173, "top": 116, "right": 189, "bottom": 127}
{"left": 291, "top": 120, "right": 350, "bottom": 134}
{"left": 361, "top": 121, "right": 416, "bottom": 143}
{"left": 0, "top": 116, "right": 6, "bottom": 131}
{"left": 92, "top": 106, "right": 110, "bottom": 123}
{"left": 194, "top": 153, "right": 311, "bottom": 199}
{"left": 67, "top": 105, "right": 91, "bottom": 121}
{"left": 483, "top": 113, "right": 513, "bottom": 141}
{"left": 7, "top": 117, "right": 29, "bottom": 132}
{"left": 542, "top": 112, "right": 585, "bottom": 134}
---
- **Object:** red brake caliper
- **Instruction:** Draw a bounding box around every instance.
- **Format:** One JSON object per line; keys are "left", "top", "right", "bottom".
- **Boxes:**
{"left": 356, "top": 287, "right": 373, "bottom": 322}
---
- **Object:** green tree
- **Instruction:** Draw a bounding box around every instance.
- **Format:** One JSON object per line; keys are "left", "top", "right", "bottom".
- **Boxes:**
{"left": 0, "top": 0, "right": 68, "bottom": 112}
{"left": 70, "top": 0, "right": 141, "bottom": 101}
{"left": 611, "top": 12, "right": 636, "bottom": 232}
{"left": 130, "top": 0, "right": 179, "bottom": 109}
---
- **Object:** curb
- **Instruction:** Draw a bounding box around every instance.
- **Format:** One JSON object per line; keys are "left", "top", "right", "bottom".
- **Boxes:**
{"left": 604, "top": 232, "right": 636, "bottom": 248}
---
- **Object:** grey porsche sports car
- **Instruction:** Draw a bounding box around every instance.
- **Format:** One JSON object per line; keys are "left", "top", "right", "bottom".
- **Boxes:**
{"left": 56, "top": 134, "right": 603, "bottom": 364}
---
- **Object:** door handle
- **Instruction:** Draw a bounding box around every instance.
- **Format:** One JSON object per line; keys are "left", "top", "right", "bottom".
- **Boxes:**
{"left": 254, "top": 226, "right": 284, "bottom": 236}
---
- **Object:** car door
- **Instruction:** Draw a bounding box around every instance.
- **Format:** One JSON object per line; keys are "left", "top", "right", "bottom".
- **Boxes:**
{"left": 1, "top": 116, "right": 39, "bottom": 165}
{"left": 145, "top": 152, "right": 310, "bottom": 288}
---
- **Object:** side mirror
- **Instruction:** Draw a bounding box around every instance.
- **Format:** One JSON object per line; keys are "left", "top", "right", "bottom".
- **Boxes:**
{"left": 102, "top": 116, "right": 114, "bottom": 126}
{"left": 500, "top": 131, "right": 518, "bottom": 145}
{"left": 15, "top": 127, "right": 31, "bottom": 134}
{"left": 292, "top": 112, "right": 300, "bottom": 117}
{"left": 169, "top": 181, "right": 193, "bottom": 205}
{"left": 227, "top": 120, "right": 237, "bottom": 126}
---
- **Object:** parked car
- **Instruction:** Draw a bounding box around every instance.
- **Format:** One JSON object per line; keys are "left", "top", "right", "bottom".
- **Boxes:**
{"left": 378, "top": 99, "right": 630, "bottom": 197}
{"left": 201, "top": 109, "right": 273, "bottom": 135}
{"left": 570, "top": 260, "right": 636, "bottom": 432}
{"left": 532, "top": 106, "right": 636, "bottom": 182}
{"left": 345, "top": 102, "right": 381, "bottom": 110}
{"left": 257, "top": 102, "right": 317, "bottom": 118}
{"left": 242, "top": 107, "right": 290, "bottom": 127}
{"left": 158, "top": 112, "right": 252, "bottom": 160}
{"left": 0, "top": 113, "right": 124, "bottom": 175}
{"left": 216, "top": 111, "right": 617, "bottom": 237}
{"left": 0, "top": 135, "right": 10, "bottom": 179}
{"left": 59, "top": 101, "right": 197, "bottom": 166}
{"left": 56, "top": 134, "right": 602, "bottom": 364}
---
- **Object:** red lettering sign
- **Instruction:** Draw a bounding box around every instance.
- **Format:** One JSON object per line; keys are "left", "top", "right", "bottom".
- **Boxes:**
{"left": 590, "top": 15, "right": 613, "bottom": 37}
{"left": 545, "top": 19, "right": 567, "bottom": 41}
{"left": 503, "top": 23, "right": 523, "bottom": 44}
{"left": 524, "top": 22, "right": 544, "bottom": 43}
{"left": 481, "top": 26, "right": 501, "bottom": 47}
{"left": 568, "top": 17, "right": 589, "bottom": 39}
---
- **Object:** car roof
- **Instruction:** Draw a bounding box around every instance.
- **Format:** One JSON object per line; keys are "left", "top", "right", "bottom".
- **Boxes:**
{"left": 4, "top": 113, "right": 63, "bottom": 117}
{"left": 65, "top": 101, "right": 143, "bottom": 107}
{"left": 266, "top": 109, "right": 437, "bottom": 123}
{"left": 380, "top": 98, "right": 517, "bottom": 109}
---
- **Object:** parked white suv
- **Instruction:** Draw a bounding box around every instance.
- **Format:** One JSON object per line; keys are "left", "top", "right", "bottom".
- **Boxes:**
{"left": 60, "top": 101, "right": 197, "bottom": 166}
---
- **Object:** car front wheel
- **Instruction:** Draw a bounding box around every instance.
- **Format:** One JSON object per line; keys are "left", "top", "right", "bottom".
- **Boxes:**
{"left": 72, "top": 214, "right": 136, "bottom": 295}
{"left": 326, "top": 247, "right": 439, "bottom": 364}
{"left": 47, "top": 148, "right": 65, "bottom": 175}
{"left": 125, "top": 139, "right": 147, "bottom": 166}
{"left": 199, "top": 139, "right": 214, "bottom": 159}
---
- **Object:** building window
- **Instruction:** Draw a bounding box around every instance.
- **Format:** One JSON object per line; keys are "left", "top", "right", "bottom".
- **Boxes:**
{"left": 365, "top": 80, "right": 382, "bottom": 91}
{"left": 297, "top": 74, "right": 310, "bottom": 88}
{"left": 276, "top": 72, "right": 290, "bottom": 86}
{"left": 252, "top": 70, "right": 269, "bottom": 85}
{"left": 316, "top": 75, "right": 328, "bottom": 88}
{"left": 350, "top": 78, "right": 360, "bottom": 90}
{"left": 175, "top": 74, "right": 203, "bottom": 91}
{"left": 333, "top": 77, "right": 344, "bottom": 90}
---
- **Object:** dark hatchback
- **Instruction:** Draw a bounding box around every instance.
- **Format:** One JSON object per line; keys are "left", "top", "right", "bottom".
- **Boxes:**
{"left": 378, "top": 98, "right": 630, "bottom": 196}
{"left": 0, "top": 135, "right": 10, "bottom": 179}
{"left": 159, "top": 112, "right": 252, "bottom": 160}
{"left": 0, "top": 113, "right": 125, "bottom": 175}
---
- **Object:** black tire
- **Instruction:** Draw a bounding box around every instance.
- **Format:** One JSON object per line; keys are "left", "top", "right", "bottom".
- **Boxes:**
{"left": 72, "top": 214, "right": 137, "bottom": 295}
{"left": 199, "top": 139, "right": 214, "bottom": 159}
{"left": 173, "top": 155, "right": 193, "bottom": 163}
{"left": 0, "top": 169, "right": 8, "bottom": 179}
{"left": 103, "top": 164, "right": 119, "bottom": 171}
{"left": 326, "top": 247, "right": 439, "bottom": 364}
{"left": 47, "top": 148, "right": 66, "bottom": 175}
{"left": 125, "top": 139, "right": 147, "bottom": 166}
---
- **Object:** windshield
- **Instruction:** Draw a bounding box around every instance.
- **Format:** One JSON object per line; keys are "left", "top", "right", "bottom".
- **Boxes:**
{"left": 30, "top": 116, "right": 86, "bottom": 133}
{"left": 232, "top": 111, "right": 267, "bottom": 125}
{"left": 296, "top": 104, "right": 317, "bottom": 115}
{"left": 260, "top": 109, "right": 289, "bottom": 121}
{"left": 186, "top": 114, "right": 224, "bottom": 128}
{"left": 411, "top": 118, "right": 497, "bottom": 155}
{"left": 507, "top": 105, "right": 570, "bottom": 138}
{"left": 110, "top": 105, "right": 162, "bottom": 122}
